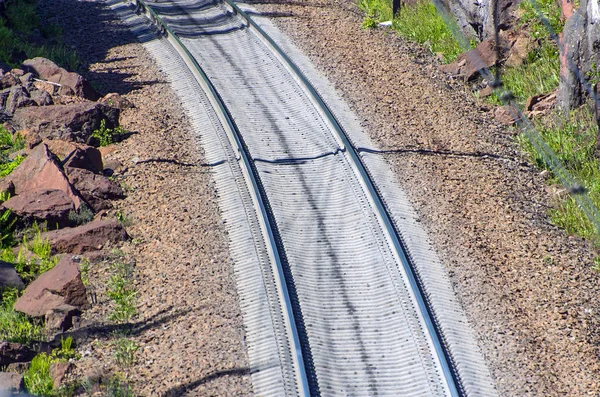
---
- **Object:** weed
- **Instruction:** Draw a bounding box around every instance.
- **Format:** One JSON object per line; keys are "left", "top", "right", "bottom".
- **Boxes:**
{"left": 107, "top": 262, "right": 136, "bottom": 323}
{"left": 79, "top": 258, "right": 90, "bottom": 286}
{"left": 68, "top": 203, "right": 94, "bottom": 226}
{"left": 593, "top": 256, "right": 600, "bottom": 271}
{"left": 112, "top": 336, "right": 138, "bottom": 367}
{"left": 115, "top": 210, "right": 132, "bottom": 227}
{"left": 361, "top": 16, "right": 378, "bottom": 29}
{"left": 13, "top": 223, "right": 59, "bottom": 283}
{"left": 105, "top": 374, "right": 134, "bottom": 397}
{"left": 0, "top": 287, "right": 45, "bottom": 344}
{"left": 92, "top": 120, "right": 127, "bottom": 147}
{"left": 23, "top": 353, "right": 54, "bottom": 396}
{"left": 52, "top": 336, "right": 79, "bottom": 361}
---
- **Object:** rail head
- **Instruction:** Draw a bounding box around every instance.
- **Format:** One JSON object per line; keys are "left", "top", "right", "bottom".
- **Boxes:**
{"left": 130, "top": 0, "right": 312, "bottom": 395}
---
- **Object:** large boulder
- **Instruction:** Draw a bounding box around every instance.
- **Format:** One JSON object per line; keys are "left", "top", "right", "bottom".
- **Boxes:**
{"left": 3, "top": 189, "right": 75, "bottom": 228}
{"left": 0, "top": 261, "right": 24, "bottom": 290}
{"left": 67, "top": 167, "right": 124, "bottom": 211}
{"left": 5, "top": 143, "right": 82, "bottom": 209}
{"left": 42, "top": 219, "right": 129, "bottom": 255}
{"left": 45, "top": 140, "right": 103, "bottom": 173}
{"left": 11, "top": 102, "right": 120, "bottom": 144}
{"left": 5, "top": 85, "right": 36, "bottom": 115}
{"left": 21, "top": 57, "right": 99, "bottom": 101}
{"left": 14, "top": 255, "right": 87, "bottom": 317}
{"left": 0, "top": 342, "right": 36, "bottom": 367}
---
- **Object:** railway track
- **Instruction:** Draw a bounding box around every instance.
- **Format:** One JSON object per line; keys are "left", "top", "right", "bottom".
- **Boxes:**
{"left": 115, "top": 0, "right": 498, "bottom": 395}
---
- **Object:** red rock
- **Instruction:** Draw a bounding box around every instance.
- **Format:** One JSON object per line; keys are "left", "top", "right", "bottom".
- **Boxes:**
{"left": 0, "top": 73, "right": 20, "bottom": 89}
{"left": 32, "top": 80, "right": 57, "bottom": 96}
{"left": 42, "top": 219, "right": 129, "bottom": 255}
{"left": 0, "top": 261, "right": 24, "bottom": 290}
{"left": 49, "top": 361, "right": 72, "bottom": 389}
{"left": 45, "top": 140, "right": 103, "bottom": 173}
{"left": 461, "top": 39, "right": 499, "bottom": 81}
{"left": 22, "top": 58, "right": 61, "bottom": 80}
{"left": 5, "top": 85, "right": 36, "bottom": 115}
{"left": 12, "top": 103, "right": 120, "bottom": 144}
{"left": 3, "top": 189, "right": 75, "bottom": 228}
{"left": 506, "top": 36, "right": 537, "bottom": 67}
{"left": 0, "top": 342, "right": 36, "bottom": 367}
{"left": 479, "top": 85, "right": 494, "bottom": 98}
{"left": 67, "top": 167, "right": 123, "bottom": 211}
{"left": 525, "top": 92, "right": 557, "bottom": 112}
{"left": 494, "top": 105, "right": 519, "bottom": 126}
{"left": 6, "top": 143, "right": 82, "bottom": 208}
{"left": 22, "top": 57, "right": 99, "bottom": 101}
{"left": 14, "top": 255, "right": 87, "bottom": 317}
{"left": 0, "top": 372, "right": 24, "bottom": 392}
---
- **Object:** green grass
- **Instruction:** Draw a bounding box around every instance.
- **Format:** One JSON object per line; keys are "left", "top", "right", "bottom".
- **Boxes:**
{"left": 0, "top": 287, "right": 45, "bottom": 344}
{"left": 519, "top": 0, "right": 564, "bottom": 39}
{"left": 490, "top": 40, "right": 560, "bottom": 106}
{"left": 23, "top": 337, "right": 78, "bottom": 396}
{"left": 357, "top": 0, "right": 467, "bottom": 63}
{"left": 518, "top": 108, "right": 600, "bottom": 242}
{"left": 0, "top": 0, "right": 80, "bottom": 70}
{"left": 24, "top": 353, "right": 54, "bottom": 396}
{"left": 107, "top": 262, "right": 137, "bottom": 323}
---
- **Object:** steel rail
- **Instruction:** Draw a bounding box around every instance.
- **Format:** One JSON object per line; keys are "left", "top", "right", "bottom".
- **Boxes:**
{"left": 222, "top": 1, "right": 463, "bottom": 396}
{"left": 130, "top": 1, "right": 311, "bottom": 395}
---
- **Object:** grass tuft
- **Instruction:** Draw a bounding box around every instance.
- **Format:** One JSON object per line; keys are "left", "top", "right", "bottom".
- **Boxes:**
{"left": 0, "top": 287, "right": 45, "bottom": 344}
{"left": 107, "top": 262, "right": 137, "bottom": 323}
{"left": 357, "top": 0, "right": 467, "bottom": 62}
{"left": 518, "top": 107, "right": 600, "bottom": 243}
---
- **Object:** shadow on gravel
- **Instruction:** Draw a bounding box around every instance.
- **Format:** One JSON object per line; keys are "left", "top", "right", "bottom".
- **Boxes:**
{"left": 44, "top": 308, "right": 192, "bottom": 348}
{"left": 38, "top": 0, "right": 167, "bottom": 95}
{"left": 161, "top": 367, "right": 250, "bottom": 396}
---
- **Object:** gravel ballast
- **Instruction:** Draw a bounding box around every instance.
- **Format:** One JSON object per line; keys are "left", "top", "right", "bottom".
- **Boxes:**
{"left": 249, "top": 1, "right": 600, "bottom": 395}
{"left": 37, "top": 0, "right": 253, "bottom": 395}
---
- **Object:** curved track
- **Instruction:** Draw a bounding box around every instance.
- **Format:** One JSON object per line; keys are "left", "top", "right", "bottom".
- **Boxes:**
{"left": 124, "top": 0, "right": 498, "bottom": 395}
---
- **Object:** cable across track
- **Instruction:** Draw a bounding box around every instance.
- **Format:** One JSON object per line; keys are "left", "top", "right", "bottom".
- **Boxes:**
{"left": 128, "top": 0, "right": 498, "bottom": 395}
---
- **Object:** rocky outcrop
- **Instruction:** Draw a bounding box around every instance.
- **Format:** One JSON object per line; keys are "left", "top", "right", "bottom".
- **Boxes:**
{"left": 67, "top": 167, "right": 124, "bottom": 211}
{"left": 12, "top": 103, "right": 119, "bottom": 144}
{"left": 22, "top": 57, "right": 99, "bottom": 101}
{"left": 3, "top": 189, "right": 75, "bottom": 228}
{"left": 42, "top": 219, "right": 129, "bottom": 254}
{"left": 14, "top": 255, "right": 88, "bottom": 317}
{"left": 5, "top": 143, "right": 82, "bottom": 209}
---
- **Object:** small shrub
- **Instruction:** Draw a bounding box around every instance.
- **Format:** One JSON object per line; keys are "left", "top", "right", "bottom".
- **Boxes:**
{"left": 79, "top": 258, "right": 90, "bottom": 286}
{"left": 68, "top": 204, "right": 94, "bottom": 226}
{"left": 105, "top": 375, "right": 134, "bottom": 397}
{"left": 361, "top": 16, "right": 378, "bottom": 29}
{"left": 13, "top": 224, "right": 59, "bottom": 283}
{"left": 92, "top": 120, "right": 127, "bottom": 147}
